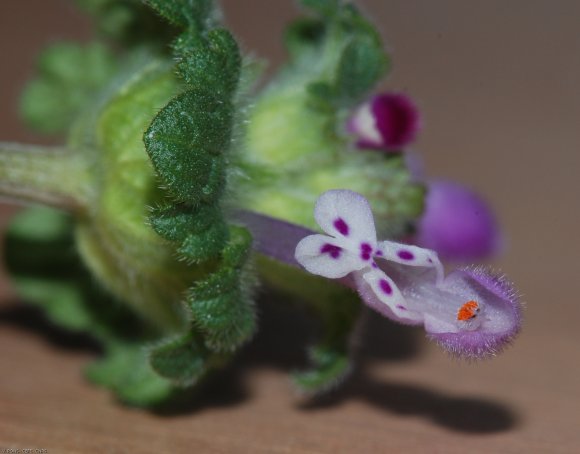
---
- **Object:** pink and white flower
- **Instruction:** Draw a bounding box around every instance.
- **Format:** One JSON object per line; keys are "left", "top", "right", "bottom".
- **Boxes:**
{"left": 295, "top": 189, "right": 521, "bottom": 359}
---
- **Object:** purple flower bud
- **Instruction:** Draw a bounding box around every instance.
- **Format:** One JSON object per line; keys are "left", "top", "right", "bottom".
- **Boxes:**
{"left": 416, "top": 180, "right": 501, "bottom": 262}
{"left": 348, "top": 93, "right": 421, "bottom": 151}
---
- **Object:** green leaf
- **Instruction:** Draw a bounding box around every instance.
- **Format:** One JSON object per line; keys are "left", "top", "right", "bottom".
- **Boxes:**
{"left": 335, "top": 34, "right": 389, "bottom": 104}
{"left": 148, "top": 332, "right": 207, "bottom": 386}
{"left": 6, "top": 207, "right": 187, "bottom": 406}
{"left": 5, "top": 208, "right": 90, "bottom": 331}
{"left": 306, "top": 81, "right": 337, "bottom": 109}
{"left": 145, "top": 0, "right": 213, "bottom": 29}
{"left": 7, "top": 205, "right": 70, "bottom": 240}
{"left": 177, "top": 219, "right": 229, "bottom": 263}
{"left": 150, "top": 203, "right": 224, "bottom": 242}
{"left": 292, "top": 346, "right": 351, "bottom": 394}
{"left": 282, "top": 2, "right": 390, "bottom": 109}
{"left": 144, "top": 90, "right": 232, "bottom": 203}
{"left": 301, "top": 0, "right": 341, "bottom": 16}
{"left": 175, "top": 28, "right": 241, "bottom": 97}
{"left": 284, "top": 17, "right": 325, "bottom": 58}
{"left": 87, "top": 343, "right": 175, "bottom": 406}
{"left": 20, "top": 42, "right": 117, "bottom": 134}
{"left": 5, "top": 206, "right": 160, "bottom": 339}
{"left": 11, "top": 278, "right": 93, "bottom": 331}
{"left": 221, "top": 226, "right": 253, "bottom": 268}
{"left": 187, "top": 264, "right": 256, "bottom": 352}
{"left": 143, "top": 0, "right": 256, "bottom": 363}
{"left": 76, "top": 0, "right": 178, "bottom": 47}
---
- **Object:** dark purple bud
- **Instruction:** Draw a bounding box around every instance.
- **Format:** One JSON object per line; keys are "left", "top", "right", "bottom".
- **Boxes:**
{"left": 348, "top": 93, "right": 421, "bottom": 152}
{"left": 416, "top": 180, "right": 501, "bottom": 262}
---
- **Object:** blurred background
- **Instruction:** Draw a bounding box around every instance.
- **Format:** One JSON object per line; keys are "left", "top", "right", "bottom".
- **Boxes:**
{"left": 0, "top": 1, "right": 579, "bottom": 452}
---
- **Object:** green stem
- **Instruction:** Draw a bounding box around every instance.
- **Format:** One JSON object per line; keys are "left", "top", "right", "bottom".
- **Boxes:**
{"left": 0, "top": 142, "right": 92, "bottom": 212}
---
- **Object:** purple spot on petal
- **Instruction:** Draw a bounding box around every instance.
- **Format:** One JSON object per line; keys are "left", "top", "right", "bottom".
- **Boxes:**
{"left": 320, "top": 243, "right": 342, "bottom": 259}
{"left": 396, "top": 305, "right": 407, "bottom": 311}
{"left": 360, "top": 242, "right": 373, "bottom": 261}
{"left": 361, "top": 243, "right": 373, "bottom": 253}
{"left": 333, "top": 218, "right": 349, "bottom": 236}
{"left": 397, "top": 250, "right": 415, "bottom": 261}
{"left": 372, "top": 262, "right": 378, "bottom": 269}
{"left": 376, "top": 250, "right": 383, "bottom": 257}
{"left": 428, "top": 257, "right": 433, "bottom": 263}
{"left": 379, "top": 279, "right": 393, "bottom": 295}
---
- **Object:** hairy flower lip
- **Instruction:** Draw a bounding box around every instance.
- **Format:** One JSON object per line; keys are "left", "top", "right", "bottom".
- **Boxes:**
{"left": 428, "top": 328, "right": 520, "bottom": 360}
{"left": 428, "top": 267, "right": 522, "bottom": 359}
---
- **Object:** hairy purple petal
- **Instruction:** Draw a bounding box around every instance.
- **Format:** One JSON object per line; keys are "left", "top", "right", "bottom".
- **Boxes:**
{"left": 427, "top": 267, "right": 522, "bottom": 359}
{"left": 416, "top": 180, "right": 502, "bottom": 262}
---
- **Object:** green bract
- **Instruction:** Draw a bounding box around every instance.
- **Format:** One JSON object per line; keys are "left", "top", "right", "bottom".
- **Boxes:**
{"left": 1, "top": 0, "right": 424, "bottom": 405}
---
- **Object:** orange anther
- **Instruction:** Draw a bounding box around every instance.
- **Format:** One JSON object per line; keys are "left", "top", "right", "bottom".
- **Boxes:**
{"left": 457, "top": 300, "right": 479, "bottom": 321}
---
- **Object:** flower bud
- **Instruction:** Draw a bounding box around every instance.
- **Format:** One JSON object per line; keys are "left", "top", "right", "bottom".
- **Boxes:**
{"left": 416, "top": 180, "right": 501, "bottom": 261}
{"left": 348, "top": 93, "right": 421, "bottom": 151}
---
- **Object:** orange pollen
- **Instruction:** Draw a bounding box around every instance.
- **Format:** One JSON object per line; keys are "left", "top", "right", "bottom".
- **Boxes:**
{"left": 457, "top": 300, "right": 480, "bottom": 321}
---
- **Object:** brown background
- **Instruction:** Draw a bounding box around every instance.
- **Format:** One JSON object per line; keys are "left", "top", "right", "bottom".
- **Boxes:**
{"left": 1, "top": 1, "right": 579, "bottom": 452}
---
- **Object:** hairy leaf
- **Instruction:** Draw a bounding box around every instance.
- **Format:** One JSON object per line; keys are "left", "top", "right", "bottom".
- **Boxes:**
{"left": 150, "top": 203, "right": 224, "bottom": 242}
{"left": 145, "top": 0, "right": 213, "bottom": 29}
{"left": 221, "top": 226, "right": 253, "bottom": 268}
{"left": 6, "top": 207, "right": 179, "bottom": 406}
{"left": 187, "top": 266, "right": 256, "bottom": 352}
{"left": 292, "top": 346, "right": 351, "bottom": 394}
{"left": 335, "top": 34, "right": 388, "bottom": 104}
{"left": 284, "top": 18, "right": 326, "bottom": 58}
{"left": 144, "top": 90, "right": 232, "bottom": 203}
{"left": 177, "top": 219, "right": 229, "bottom": 263}
{"left": 148, "top": 332, "right": 207, "bottom": 386}
{"left": 175, "top": 28, "right": 242, "bottom": 97}
{"left": 143, "top": 0, "right": 258, "bottom": 362}
{"left": 184, "top": 229, "right": 256, "bottom": 351}
{"left": 76, "top": 0, "right": 177, "bottom": 47}
{"left": 301, "top": 0, "right": 341, "bottom": 16}
{"left": 87, "top": 343, "right": 175, "bottom": 405}
{"left": 287, "top": 1, "right": 390, "bottom": 109}
{"left": 20, "top": 42, "right": 117, "bottom": 134}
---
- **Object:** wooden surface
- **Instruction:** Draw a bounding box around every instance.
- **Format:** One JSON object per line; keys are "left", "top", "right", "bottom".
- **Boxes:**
{"left": 1, "top": 1, "right": 580, "bottom": 452}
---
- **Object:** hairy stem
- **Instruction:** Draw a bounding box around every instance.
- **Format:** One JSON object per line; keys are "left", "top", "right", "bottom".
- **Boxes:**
{"left": 0, "top": 142, "right": 92, "bottom": 212}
